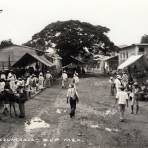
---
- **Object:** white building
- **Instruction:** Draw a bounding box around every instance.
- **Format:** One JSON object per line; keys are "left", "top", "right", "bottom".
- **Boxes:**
{"left": 118, "top": 43, "right": 148, "bottom": 65}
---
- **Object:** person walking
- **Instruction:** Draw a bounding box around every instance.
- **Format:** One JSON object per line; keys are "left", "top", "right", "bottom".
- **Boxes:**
{"left": 131, "top": 82, "right": 140, "bottom": 114}
{"left": 114, "top": 75, "right": 123, "bottom": 94}
{"left": 67, "top": 83, "right": 79, "bottom": 118}
{"left": 72, "top": 72, "right": 79, "bottom": 89}
{"left": 61, "top": 71, "right": 68, "bottom": 88}
{"left": 115, "top": 86, "right": 129, "bottom": 122}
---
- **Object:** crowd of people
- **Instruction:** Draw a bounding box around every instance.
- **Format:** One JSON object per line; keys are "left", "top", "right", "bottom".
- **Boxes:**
{"left": 0, "top": 69, "right": 80, "bottom": 119}
{"left": 109, "top": 70, "right": 148, "bottom": 122}
{"left": 0, "top": 70, "right": 53, "bottom": 119}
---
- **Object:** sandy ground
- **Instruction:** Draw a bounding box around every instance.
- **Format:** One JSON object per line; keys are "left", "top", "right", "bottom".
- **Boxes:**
{"left": 0, "top": 74, "right": 148, "bottom": 148}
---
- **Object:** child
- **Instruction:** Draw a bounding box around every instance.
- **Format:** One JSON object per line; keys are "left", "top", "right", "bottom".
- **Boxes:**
{"left": 115, "top": 86, "right": 129, "bottom": 122}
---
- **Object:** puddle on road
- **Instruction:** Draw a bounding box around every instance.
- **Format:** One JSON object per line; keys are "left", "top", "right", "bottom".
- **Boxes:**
{"left": 56, "top": 108, "right": 67, "bottom": 114}
{"left": 104, "top": 108, "right": 117, "bottom": 116}
{"left": 105, "top": 127, "right": 119, "bottom": 132}
{"left": 80, "top": 120, "right": 102, "bottom": 129}
{"left": 25, "top": 117, "right": 50, "bottom": 132}
{"left": 80, "top": 119, "right": 119, "bottom": 133}
{"left": 56, "top": 109, "right": 62, "bottom": 114}
{"left": 90, "top": 124, "right": 100, "bottom": 129}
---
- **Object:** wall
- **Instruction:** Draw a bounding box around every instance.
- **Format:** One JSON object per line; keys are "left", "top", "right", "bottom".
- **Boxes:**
{"left": 119, "top": 46, "right": 138, "bottom": 65}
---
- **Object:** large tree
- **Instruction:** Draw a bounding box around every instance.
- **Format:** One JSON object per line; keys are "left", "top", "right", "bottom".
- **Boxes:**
{"left": 24, "top": 20, "right": 117, "bottom": 65}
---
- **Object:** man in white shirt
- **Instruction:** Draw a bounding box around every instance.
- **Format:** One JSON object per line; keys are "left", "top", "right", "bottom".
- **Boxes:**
{"left": 114, "top": 75, "right": 122, "bottom": 94}
{"left": 115, "top": 87, "right": 129, "bottom": 122}
{"left": 73, "top": 73, "right": 79, "bottom": 89}
{"left": 61, "top": 71, "right": 68, "bottom": 88}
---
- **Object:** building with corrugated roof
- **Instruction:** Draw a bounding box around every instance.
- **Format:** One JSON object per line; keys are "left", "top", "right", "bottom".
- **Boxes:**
{"left": 0, "top": 45, "right": 62, "bottom": 74}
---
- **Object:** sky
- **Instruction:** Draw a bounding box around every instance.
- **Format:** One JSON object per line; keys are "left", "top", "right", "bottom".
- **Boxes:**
{"left": 0, "top": 0, "right": 148, "bottom": 46}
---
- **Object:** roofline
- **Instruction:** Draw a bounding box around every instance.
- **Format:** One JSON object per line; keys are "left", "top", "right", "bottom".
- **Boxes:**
{"left": 16, "top": 45, "right": 45, "bottom": 53}
{"left": 0, "top": 44, "right": 46, "bottom": 53}
{"left": 119, "top": 43, "right": 148, "bottom": 50}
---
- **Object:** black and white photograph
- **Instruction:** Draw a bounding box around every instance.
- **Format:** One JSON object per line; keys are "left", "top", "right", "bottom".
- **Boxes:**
{"left": 0, "top": 0, "right": 148, "bottom": 147}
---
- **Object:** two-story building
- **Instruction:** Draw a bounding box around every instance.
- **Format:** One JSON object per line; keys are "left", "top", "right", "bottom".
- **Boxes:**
{"left": 118, "top": 43, "right": 148, "bottom": 80}
{"left": 118, "top": 44, "right": 148, "bottom": 65}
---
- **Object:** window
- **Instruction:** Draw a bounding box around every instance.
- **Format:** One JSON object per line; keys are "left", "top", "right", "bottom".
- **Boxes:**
{"left": 126, "top": 52, "right": 128, "bottom": 58}
{"left": 139, "top": 47, "right": 144, "bottom": 52}
{"left": 123, "top": 52, "right": 126, "bottom": 59}
{"left": 120, "top": 53, "right": 122, "bottom": 59}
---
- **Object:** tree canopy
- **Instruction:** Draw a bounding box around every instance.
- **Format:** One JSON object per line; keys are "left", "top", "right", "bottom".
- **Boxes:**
{"left": 141, "top": 34, "right": 148, "bottom": 43}
{"left": 24, "top": 20, "right": 117, "bottom": 65}
{"left": 0, "top": 39, "right": 13, "bottom": 49}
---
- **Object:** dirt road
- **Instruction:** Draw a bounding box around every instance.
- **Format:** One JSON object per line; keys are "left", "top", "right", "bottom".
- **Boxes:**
{"left": 0, "top": 74, "right": 148, "bottom": 148}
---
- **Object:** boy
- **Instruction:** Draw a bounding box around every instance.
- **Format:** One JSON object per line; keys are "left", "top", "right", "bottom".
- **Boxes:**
{"left": 115, "top": 86, "right": 129, "bottom": 122}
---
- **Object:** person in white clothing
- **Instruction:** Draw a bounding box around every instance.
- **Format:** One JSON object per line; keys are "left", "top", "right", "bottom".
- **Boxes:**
{"left": 38, "top": 72, "right": 44, "bottom": 90}
{"left": 72, "top": 73, "right": 79, "bottom": 89}
{"left": 114, "top": 75, "right": 122, "bottom": 94}
{"left": 115, "top": 86, "right": 129, "bottom": 122}
{"left": 62, "top": 71, "right": 68, "bottom": 88}
{"left": 0, "top": 71, "right": 6, "bottom": 80}
{"left": 0, "top": 79, "right": 5, "bottom": 93}
{"left": 45, "top": 71, "right": 52, "bottom": 88}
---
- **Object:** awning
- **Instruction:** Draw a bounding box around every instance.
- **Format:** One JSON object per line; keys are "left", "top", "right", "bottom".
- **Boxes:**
{"left": 62, "top": 63, "right": 77, "bottom": 69}
{"left": 103, "top": 55, "right": 118, "bottom": 61}
{"left": 12, "top": 53, "right": 54, "bottom": 67}
{"left": 118, "top": 55, "right": 143, "bottom": 69}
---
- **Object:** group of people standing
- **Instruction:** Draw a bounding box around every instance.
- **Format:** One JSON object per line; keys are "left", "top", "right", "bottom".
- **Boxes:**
{"left": 109, "top": 71, "right": 142, "bottom": 122}
{"left": 0, "top": 70, "right": 53, "bottom": 118}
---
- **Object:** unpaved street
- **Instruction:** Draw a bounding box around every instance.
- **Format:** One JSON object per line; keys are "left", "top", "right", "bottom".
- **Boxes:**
{"left": 0, "top": 74, "right": 148, "bottom": 148}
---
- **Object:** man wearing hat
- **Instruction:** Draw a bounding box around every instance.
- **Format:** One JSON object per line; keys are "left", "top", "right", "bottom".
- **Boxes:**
{"left": 45, "top": 71, "right": 52, "bottom": 88}
{"left": 114, "top": 75, "right": 123, "bottom": 94}
{"left": 72, "top": 72, "right": 79, "bottom": 89}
